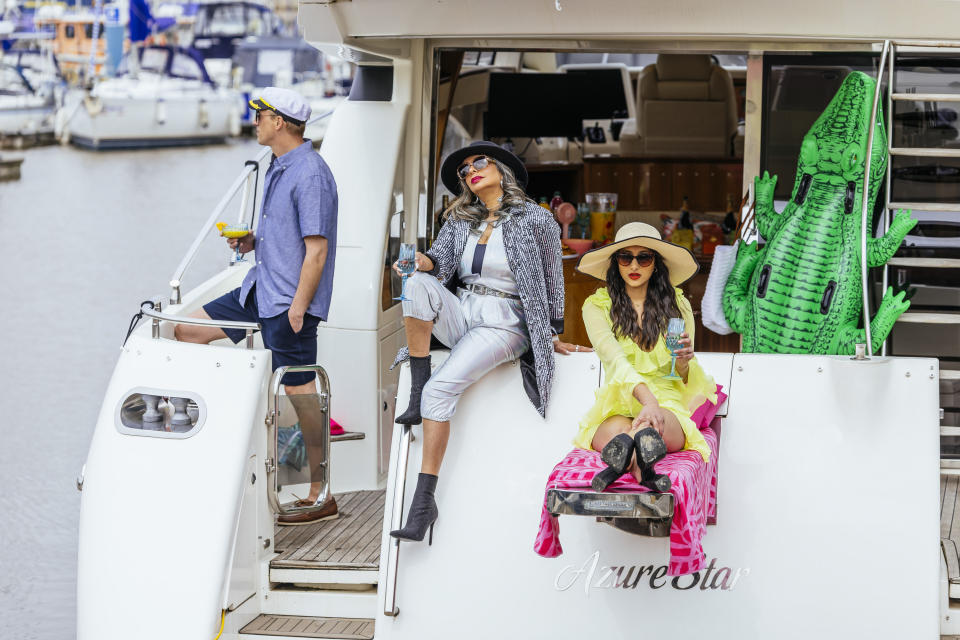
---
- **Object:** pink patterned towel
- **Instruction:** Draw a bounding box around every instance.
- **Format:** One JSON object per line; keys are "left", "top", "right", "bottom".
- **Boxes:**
{"left": 534, "top": 387, "right": 726, "bottom": 576}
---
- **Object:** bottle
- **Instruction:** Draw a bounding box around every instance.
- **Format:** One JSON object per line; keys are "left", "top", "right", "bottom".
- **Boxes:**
{"left": 550, "top": 190, "right": 563, "bottom": 213}
{"left": 679, "top": 195, "right": 693, "bottom": 229}
{"left": 539, "top": 196, "right": 551, "bottom": 212}
{"left": 721, "top": 193, "right": 737, "bottom": 234}
{"left": 673, "top": 195, "right": 695, "bottom": 251}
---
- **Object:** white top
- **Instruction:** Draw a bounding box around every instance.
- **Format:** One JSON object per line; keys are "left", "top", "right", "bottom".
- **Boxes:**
{"left": 458, "top": 223, "right": 519, "bottom": 296}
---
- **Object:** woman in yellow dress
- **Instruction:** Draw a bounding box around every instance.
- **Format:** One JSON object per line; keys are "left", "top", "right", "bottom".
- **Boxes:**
{"left": 574, "top": 222, "right": 717, "bottom": 492}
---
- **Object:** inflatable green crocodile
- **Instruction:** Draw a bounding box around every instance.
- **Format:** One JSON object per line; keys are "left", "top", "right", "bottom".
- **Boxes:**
{"left": 723, "top": 71, "right": 916, "bottom": 354}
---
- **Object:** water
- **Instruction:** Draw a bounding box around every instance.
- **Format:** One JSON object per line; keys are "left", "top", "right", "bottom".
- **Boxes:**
{"left": 0, "top": 138, "right": 262, "bottom": 639}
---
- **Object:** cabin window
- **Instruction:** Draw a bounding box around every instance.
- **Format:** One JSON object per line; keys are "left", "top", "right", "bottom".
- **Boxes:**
{"left": 140, "top": 48, "right": 169, "bottom": 74}
{"left": 116, "top": 390, "right": 206, "bottom": 439}
{"left": 171, "top": 52, "right": 202, "bottom": 80}
{"left": 206, "top": 4, "right": 246, "bottom": 36}
{"left": 64, "top": 25, "right": 75, "bottom": 39}
{"left": 84, "top": 24, "right": 103, "bottom": 39}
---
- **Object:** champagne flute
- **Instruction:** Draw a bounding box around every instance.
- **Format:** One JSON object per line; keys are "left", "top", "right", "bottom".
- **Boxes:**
{"left": 663, "top": 317, "right": 685, "bottom": 380}
{"left": 393, "top": 243, "right": 417, "bottom": 301}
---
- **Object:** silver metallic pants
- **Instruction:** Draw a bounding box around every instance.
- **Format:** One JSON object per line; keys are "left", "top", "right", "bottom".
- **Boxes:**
{"left": 402, "top": 273, "right": 530, "bottom": 422}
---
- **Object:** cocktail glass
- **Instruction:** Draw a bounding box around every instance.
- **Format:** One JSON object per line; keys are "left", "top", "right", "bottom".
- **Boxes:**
{"left": 217, "top": 222, "right": 251, "bottom": 263}
{"left": 393, "top": 243, "right": 417, "bottom": 301}
{"left": 663, "top": 317, "right": 685, "bottom": 380}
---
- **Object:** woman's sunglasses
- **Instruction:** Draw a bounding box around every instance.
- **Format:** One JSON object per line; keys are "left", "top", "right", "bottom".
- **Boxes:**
{"left": 458, "top": 156, "right": 490, "bottom": 179}
{"left": 615, "top": 251, "right": 655, "bottom": 267}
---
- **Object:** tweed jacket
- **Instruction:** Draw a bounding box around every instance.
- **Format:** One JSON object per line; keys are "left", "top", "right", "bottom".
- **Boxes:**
{"left": 392, "top": 200, "right": 565, "bottom": 417}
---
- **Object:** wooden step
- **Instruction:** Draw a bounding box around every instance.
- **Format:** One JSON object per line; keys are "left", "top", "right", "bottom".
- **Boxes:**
{"left": 240, "top": 614, "right": 373, "bottom": 639}
{"left": 271, "top": 490, "right": 384, "bottom": 586}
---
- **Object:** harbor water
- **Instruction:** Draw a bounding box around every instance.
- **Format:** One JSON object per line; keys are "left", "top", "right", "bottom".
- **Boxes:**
{"left": 0, "top": 138, "right": 262, "bottom": 639}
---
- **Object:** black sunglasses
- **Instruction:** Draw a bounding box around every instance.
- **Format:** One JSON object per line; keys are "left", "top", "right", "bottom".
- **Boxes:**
{"left": 458, "top": 156, "right": 490, "bottom": 179}
{"left": 615, "top": 251, "right": 655, "bottom": 267}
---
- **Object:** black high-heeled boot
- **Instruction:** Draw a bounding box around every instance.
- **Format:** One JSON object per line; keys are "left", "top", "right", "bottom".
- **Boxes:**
{"left": 390, "top": 473, "right": 439, "bottom": 544}
{"left": 396, "top": 355, "right": 431, "bottom": 425}
{"left": 634, "top": 428, "right": 672, "bottom": 493}
{"left": 592, "top": 433, "right": 636, "bottom": 492}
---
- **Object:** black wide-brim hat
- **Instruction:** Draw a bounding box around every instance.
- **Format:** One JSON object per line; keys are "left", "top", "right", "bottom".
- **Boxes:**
{"left": 439, "top": 141, "right": 529, "bottom": 195}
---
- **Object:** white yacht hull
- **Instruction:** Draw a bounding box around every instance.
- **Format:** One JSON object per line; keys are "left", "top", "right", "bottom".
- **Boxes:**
{"left": 57, "top": 78, "right": 242, "bottom": 150}
{"left": 0, "top": 95, "right": 55, "bottom": 135}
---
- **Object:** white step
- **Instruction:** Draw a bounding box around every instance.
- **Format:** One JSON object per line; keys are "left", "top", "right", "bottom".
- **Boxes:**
{"left": 887, "top": 257, "right": 960, "bottom": 268}
{"left": 889, "top": 147, "right": 960, "bottom": 158}
{"left": 891, "top": 92, "right": 960, "bottom": 102}
{"left": 896, "top": 312, "right": 960, "bottom": 324}
{"left": 270, "top": 566, "right": 377, "bottom": 587}
{"left": 888, "top": 202, "right": 960, "bottom": 213}
{"left": 260, "top": 586, "right": 377, "bottom": 620}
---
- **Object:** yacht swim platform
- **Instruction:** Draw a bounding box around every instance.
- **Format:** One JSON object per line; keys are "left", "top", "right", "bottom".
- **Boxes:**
{"left": 272, "top": 489, "right": 385, "bottom": 581}
{"left": 240, "top": 614, "right": 375, "bottom": 639}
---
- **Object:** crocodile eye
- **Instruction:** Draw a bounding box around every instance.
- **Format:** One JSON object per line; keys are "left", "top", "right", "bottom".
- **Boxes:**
{"left": 842, "top": 142, "right": 862, "bottom": 173}
{"left": 821, "top": 280, "right": 837, "bottom": 314}
{"left": 757, "top": 265, "right": 772, "bottom": 299}
{"left": 800, "top": 138, "right": 820, "bottom": 167}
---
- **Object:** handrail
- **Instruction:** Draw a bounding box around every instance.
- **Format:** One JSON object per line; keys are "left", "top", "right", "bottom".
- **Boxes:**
{"left": 264, "top": 364, "right": 332, "bottom": 516}
{"left": 860, "top": 39, "right": 891, "bottom": 357}
{"left": 168, "top": 109, "right": 337, "bottom": 305}
{"left": 139, "top": 302, "right": 260, "bottom": 347}
{"left": 383, "top": 422, "right": 412, "bottom": 617}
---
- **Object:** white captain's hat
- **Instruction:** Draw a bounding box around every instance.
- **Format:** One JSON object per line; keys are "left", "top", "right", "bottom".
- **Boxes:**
{"left": 248, "top": 87, "right": 311, "bottom": 125}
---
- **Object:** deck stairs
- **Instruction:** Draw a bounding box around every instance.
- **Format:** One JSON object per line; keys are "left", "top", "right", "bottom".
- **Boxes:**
{"left": 878, "top": 43, "right": 960, "bottom": 631}
{"left": 242, "top": 427, "right": 384, "bottom": 640}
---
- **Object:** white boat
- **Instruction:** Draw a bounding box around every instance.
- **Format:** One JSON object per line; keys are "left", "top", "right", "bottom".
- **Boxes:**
{"left": 0, "top": 49, "right": 61, "bottom": 136}
{"left": 233, "top": 35, "right": 350, "bottom": 140}
{"left": 56, "top": 45, "right": 242, "bottom": 149}
{"left": 76, "top": 2, "right": 958, "bottom": 639}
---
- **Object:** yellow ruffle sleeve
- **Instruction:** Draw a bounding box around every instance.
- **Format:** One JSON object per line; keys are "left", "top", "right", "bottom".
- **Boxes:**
{"left": 572, "top": 287, "right": 716, "bottom": 462}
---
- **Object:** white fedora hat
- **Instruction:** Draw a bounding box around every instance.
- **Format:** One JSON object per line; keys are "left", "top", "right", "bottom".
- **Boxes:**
{"left": 575, "top": 222, "right": 699, "bottom": 286}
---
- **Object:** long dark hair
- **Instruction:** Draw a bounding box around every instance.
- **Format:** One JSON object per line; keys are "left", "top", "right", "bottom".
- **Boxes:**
{"left": 606, "top": 251, "right": 680, "bottom": 351}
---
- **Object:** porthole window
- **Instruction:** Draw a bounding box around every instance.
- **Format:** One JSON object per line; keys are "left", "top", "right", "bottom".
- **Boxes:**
{"left": 116, "top": 388, "right": 207, "bottom": 439}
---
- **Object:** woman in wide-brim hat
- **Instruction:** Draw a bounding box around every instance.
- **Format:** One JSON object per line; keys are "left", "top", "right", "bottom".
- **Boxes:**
{"left": 389, "top": 141, "right": 591, "bottom": 544}
{"left": 573, "top": 222, "right": 718, "bottom": 492}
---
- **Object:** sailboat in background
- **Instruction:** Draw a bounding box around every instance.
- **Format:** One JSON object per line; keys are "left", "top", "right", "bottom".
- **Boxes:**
{"left": 54, "top": 0, "right": 242, "bottom": 150}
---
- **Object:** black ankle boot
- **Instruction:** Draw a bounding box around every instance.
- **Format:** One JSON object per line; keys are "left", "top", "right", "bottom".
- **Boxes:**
{"left": 592, "top": 433, "right": 636, "bottom": 492}
{"left": 396, "top": 355, "right": 431, "bottom": 425}
{"left": 634, "top": 428, "right": 671, "bottom": 493}
{"left": 390, "top": 473, "right": 439, "bottom": 544}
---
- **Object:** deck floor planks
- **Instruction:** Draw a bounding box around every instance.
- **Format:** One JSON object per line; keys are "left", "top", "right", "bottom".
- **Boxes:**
{"left": 941, "top": 476, "right": 960, "bottom": 583}
{"left": 240, "top": 614, "right": 374, "bottom": 639}
{"left": 302, "top": 492, "right": 383, "bottom": 563}
{"left": 296, "top": 491, "right": 382, "bottom": 564}
{"left": 272, "top": 489, "right": 385, "bottom": 571}
{"left": 283, "top": 490, "right": 380, "bottom": 562}
{"left": 325, "top": 497, "right": 386, "bottom": 565}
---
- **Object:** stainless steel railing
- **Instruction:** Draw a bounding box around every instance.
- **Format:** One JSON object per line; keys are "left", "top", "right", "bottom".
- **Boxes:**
{"left": 168, "top": 110, "right": 336, "bottom": 305}
{"left": 860, "top": 39, "right": 891, "bottom": 357}
{"left": 264, "top": 364, "right": 332, "bottom": 516}
{"left": 383, "top": 422, "right": 413, "bottom": 617}
{"left": 139, "top": 302, "right": 260, "bottom": 347}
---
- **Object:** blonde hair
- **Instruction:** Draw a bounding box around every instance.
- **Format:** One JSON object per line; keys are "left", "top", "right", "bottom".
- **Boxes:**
{"left": 443, "top": 159, "right": 533, "bottom": 224}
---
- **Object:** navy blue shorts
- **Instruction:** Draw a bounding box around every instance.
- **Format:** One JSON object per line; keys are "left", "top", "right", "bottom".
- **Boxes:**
{"left": 203, "top": 286, "right": 321, "bottom": 387}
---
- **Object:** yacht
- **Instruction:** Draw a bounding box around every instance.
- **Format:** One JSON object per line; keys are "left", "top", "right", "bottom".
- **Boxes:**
{"left": 55, "top": 44, "right": 242, "bottom": 149}
{"left": 232, "top": 35, "right": 350, "bottom": 139}
{"left": 0, "top": 49, "right": 61, "bottom": 137}
{"left": 76, "top": 2, "right": 956, "bottom": 638}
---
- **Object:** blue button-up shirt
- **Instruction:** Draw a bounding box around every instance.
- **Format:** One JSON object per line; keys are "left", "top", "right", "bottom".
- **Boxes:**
{"left": 239, "top": 140, "right": 338, "bottom": 320}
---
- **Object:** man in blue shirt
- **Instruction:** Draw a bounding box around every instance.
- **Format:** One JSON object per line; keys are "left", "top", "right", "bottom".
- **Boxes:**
{"left": 176, "top": 88, "right": 339, "bottom": 525}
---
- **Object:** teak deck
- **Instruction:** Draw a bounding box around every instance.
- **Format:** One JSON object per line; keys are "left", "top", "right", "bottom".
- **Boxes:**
{"left": 241, "top": 614, "right": 374, "bottom": 639}
{"left": 272, "top": 490, "right": 385, "bottom": 571}
{"left": 941, "top": 476, "right": 960, "bottom": 585}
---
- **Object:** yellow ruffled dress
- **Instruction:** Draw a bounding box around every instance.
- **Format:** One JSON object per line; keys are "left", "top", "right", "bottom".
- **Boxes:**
{"left": 573, "top": 287, "right": 717, "bottom": 462}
